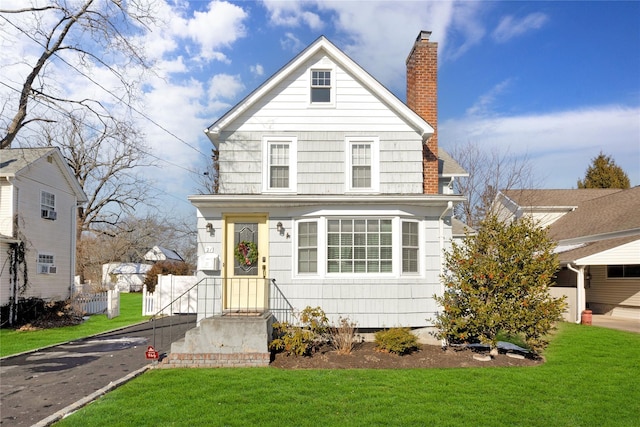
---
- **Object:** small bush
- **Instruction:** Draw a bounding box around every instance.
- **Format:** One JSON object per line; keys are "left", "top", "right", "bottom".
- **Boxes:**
{"left": 270, "top": 306, "right": 329, "bottom": 356}
{"left": 374, "top": 327, "right": 419, "bottom": 355}
{"left": 330, "top": 317, "right": 359, "bottom": 355}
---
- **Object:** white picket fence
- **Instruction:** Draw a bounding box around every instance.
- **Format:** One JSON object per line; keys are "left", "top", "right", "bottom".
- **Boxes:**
{"left": 74, "top": 289, "right": 120, "bottom": 319}
{"left": 143, "top": 274, "right": 198, "bottom": 316}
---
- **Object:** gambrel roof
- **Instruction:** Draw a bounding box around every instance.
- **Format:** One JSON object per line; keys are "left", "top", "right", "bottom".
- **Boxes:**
{"left": 204, "top": 36, "right": 434, "bottom": 145}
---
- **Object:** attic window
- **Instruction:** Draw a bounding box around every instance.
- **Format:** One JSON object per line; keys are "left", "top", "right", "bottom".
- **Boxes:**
{"left": 311, "top": 70, "right": 331, "bottom": 103}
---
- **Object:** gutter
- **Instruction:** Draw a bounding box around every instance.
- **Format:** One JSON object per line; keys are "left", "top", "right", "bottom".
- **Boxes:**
{"left": 566, "top": 262, "right": 586, "bottom": 323}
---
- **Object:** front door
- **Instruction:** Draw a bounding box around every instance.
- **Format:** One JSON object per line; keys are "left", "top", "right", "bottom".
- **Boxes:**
{"left": 224, "top": 215, "right": 268, "bottom": 313}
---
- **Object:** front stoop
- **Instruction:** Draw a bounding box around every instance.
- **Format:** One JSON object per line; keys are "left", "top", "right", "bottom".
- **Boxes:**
{"left": 160, "top": 312, "right": 274, "bottom": 368}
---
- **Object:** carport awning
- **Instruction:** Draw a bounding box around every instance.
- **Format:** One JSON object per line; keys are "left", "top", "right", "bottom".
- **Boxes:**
{"left": 556, "top": 236, "right": 640, "bottom": 266}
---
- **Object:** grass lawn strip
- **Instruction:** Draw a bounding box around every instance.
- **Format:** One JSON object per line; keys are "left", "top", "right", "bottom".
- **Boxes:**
{"left": 55, "top": 323, "right": 639, "bottom": 427}
{"left": 0, "top": 293, "right": 148, "bottom": 357}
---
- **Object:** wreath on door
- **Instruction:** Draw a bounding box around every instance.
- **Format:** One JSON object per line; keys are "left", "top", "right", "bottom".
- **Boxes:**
{"left": 234, "top": 241, "right": 258, "bottom": 266}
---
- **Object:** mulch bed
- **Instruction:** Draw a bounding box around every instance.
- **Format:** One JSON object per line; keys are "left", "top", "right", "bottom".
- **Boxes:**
{"left": 270, "top": 342, "right": 542, "bottom": 369}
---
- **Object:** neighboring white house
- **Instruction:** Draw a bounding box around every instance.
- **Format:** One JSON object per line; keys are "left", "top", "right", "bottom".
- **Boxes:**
{"left": 144, "top": 246, "right": 184, "bottom": 262}
{"left": 494, "top": 188, "right": 640, "bottom": 321}
{"left": 189, "top": 32, "right": 467, "bottom": 330}
{"left": 101, "top": 262, "right": 152, "bottom": 293}
{"left": 1, "top": 147, "right": 87, "bottom": 308}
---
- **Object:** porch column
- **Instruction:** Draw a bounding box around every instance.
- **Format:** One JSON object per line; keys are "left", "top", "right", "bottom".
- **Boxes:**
{"left": 567, "top": 263, "right": 586, "bottom": 323}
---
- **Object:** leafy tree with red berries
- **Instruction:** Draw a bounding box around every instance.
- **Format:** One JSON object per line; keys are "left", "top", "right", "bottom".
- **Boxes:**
{"left": 434, "top": 215, "right": 565, "bottom": 354}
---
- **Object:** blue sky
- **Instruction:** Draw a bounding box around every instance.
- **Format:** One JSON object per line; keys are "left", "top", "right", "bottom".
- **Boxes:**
{"left": 2, "top": 0, "right": 639, "bottom": 218}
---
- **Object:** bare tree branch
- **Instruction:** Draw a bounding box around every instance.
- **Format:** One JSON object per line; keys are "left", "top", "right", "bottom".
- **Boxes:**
{"left": 0, "top": 0, "right": 157, "bottom": 149}
{"left": 449, "top": 141, "right": 539, "bottom": 228}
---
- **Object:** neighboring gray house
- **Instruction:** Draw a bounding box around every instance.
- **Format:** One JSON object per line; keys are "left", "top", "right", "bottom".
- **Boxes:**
{"left": 189, "top": 32, "right": 467, "bottom": 330}
{"left": 1, "top": 148, "right": 87, "bottom": 309}
{"left": 494, "top": 188, "right": 640, "bottom": 321}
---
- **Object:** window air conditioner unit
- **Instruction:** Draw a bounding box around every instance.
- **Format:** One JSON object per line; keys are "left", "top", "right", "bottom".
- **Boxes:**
{"left": 42, "top": 209, "right": 57, "bottom": 220}
{"left": 48, "top": 265, "right": 57, "bottom": 274}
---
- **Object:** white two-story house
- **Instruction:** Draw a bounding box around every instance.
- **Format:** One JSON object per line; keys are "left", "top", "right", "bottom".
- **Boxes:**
{"left": 189, "top": 31, "right": 466, "bottom": 331}
{"left": 1, "top": 147, "right": 87, "bottom": 321}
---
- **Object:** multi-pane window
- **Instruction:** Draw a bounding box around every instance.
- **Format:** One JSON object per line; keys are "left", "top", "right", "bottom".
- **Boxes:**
{"left": 41, "top": 191, "right": 55, "bottom": 218}
{"left": 351, "top": 144, "right": 371, "bottom": 188}
{"left": 346, "top": 137, "right": 378, "bottom": 192}
{"left": 263, "top": 137, "right": 296, "bottom": 191}
{"left": 607, "top": 265, "right": 640, "bottom": 278}
{"left": 311, "top": 70, "right": 331, "bottom": 103}
{"left": 402, "top": 221, "right": 419, "bottom": 273}
{"left": 269, "top": 144, "right": 289, "bottom": 188}
{"left": 327, "top": 219, "right": 392, "bottom": 273}
{"left": 37, "top": 254, "right": 55, "bottom": 274}
{"left": 297, "top": 222, "right": 318, "bottom": 273}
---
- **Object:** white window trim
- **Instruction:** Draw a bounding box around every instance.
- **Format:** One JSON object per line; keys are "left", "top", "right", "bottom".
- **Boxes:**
{"left": 345, "top": 136, "right": 380, "bottom": 193}
{"left": 292, "top": 216, "right": 424, "bottom": 278}
{"left": 41, "top": 190, "right": 56, "bottom": 219}
{"left": 262, "top": 136, "right": 297, "bottom": 193}
{"left": 37, "top": 253, "right": 56, "bottom": 274}
{"left": 400, "top": 219, "right": 421, "bottom": 275}
{"left": 308, "top": 65, "right": 335, "bottom": 108}
{"left": 294, "top": 218, "right": 321, "bottom": 277}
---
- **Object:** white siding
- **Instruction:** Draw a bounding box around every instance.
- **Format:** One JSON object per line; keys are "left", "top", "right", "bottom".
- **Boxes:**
{"left": 215, "top": 52, "right": 425, "bottom": 197}
{"left": 587, "top": 265, "right": 640, "bottom": 315}
{"left": 0, "top": 156, "right": 78, "bottom": 305}
{"left": 196, "top": 204, "right": 451, "bottom": 328}
{"left": 578, "top": 240, "right": 640, "bottom": 265}
{"left": 219, "top": 131, "right": 423, "bottom": 195}
{"left": 227, "top": 53, "right": 417, "bottom": 134}
{"left": 0, "top": 180, "right": 14, "bottom": 236}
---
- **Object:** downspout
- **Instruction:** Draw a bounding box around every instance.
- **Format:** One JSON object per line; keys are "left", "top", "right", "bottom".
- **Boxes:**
{"left": 70, "top": 202, "right": 78, "bottom": 297}
{"left": 566, "top": 262, "right": 585, "bottom": 323}
{"left": 438, "top": 201, "right": 453, "bottom": 346}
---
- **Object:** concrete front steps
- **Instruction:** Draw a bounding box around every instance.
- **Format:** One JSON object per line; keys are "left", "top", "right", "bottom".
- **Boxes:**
{"left": 161, "top": 313, "right": 275, "bottom": 368}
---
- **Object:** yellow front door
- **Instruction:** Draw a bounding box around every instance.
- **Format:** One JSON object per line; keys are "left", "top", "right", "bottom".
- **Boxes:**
{"left": 224, "top": 215, "right": 268, "bottom": 313}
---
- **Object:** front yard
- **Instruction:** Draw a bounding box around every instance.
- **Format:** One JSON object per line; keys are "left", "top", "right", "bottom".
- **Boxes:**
{"left": 55, "top": 322, "right": 639, "bottom": 426}
{"left": 0, "top": 293, "right": 147, "bottom": 357}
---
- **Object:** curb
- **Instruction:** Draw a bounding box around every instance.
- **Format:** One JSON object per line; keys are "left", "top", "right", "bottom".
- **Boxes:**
{"left": 32, "top": 364, "right": 152, "bottom": 427}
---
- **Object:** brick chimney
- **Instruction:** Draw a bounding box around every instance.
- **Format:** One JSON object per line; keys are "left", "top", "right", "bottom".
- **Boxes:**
{"left": 406, "top": 30, "right": 438, "bottom": 195}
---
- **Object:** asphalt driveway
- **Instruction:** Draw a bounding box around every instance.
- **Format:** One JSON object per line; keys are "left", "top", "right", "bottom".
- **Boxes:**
{"left": 0, "top": 315, "right": 195, "bottom": 427}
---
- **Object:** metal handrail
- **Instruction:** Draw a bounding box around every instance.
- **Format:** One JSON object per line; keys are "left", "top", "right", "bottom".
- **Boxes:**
{"left": 150, "top": 277, "right": 295, "bottom": 352}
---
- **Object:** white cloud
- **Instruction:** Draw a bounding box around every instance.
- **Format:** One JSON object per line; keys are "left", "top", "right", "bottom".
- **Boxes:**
{"left": 280, "top": 32, "right": 305, "bottom": 52}
{"left": 466, "top": 79, "right": 514, "bottom": 117}
{"left": 262, "top": 1, "right": 486, "bottom": 94}
{"left": 183, "top": 1, "right": 248, "bottom": 62}
{"left": 208, "top": 74, "right": 245, "bottom": 101}
{"left": 492, "top": 13, "right": 549, "bottom": 43}
{"left": 440, "top": 105, "right": 640, "bottom": 188}
{"left": 250, "top": 64, "right": 265, "bottom": 77}
{"left": 262, "top": 0, "right": 324, "bottom": 30}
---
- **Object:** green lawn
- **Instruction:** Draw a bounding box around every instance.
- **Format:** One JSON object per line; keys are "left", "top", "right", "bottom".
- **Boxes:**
{"left": 56, "top": 323, "right": 639, "bottom": 427}
{"left": 0, "top": 293, "right": 148, "bottom": 357}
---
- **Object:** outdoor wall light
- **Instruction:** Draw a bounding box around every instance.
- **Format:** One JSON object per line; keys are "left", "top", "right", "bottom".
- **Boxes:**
{"left": 206, "top": 223, "right": 214, "bottom": 234}
{"left": 276, "top": 222, "right": 283, "bottom": 233}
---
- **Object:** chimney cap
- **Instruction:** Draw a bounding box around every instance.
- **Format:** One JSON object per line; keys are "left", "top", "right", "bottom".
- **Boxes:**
{"left": 417, "top": 30, "right": 432, "bottom": 42}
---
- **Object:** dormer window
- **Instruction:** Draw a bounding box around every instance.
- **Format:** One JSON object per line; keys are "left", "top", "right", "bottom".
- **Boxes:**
{"left": 311, "top": 70, "right": 331, "bottom": 103}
